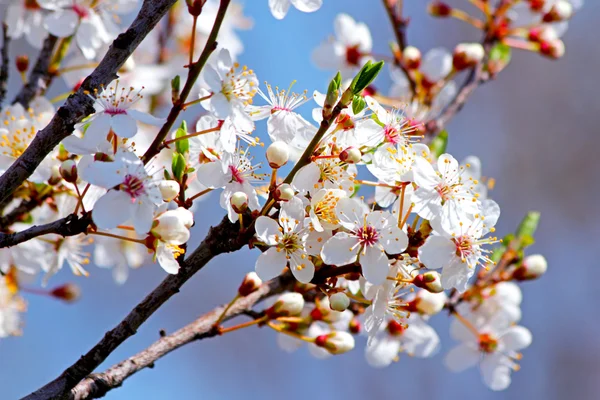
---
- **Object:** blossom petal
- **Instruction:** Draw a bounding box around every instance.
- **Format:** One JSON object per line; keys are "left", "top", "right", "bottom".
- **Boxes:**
{"left": 480, "top": 354, "right": 512, "bottom": 391}
{"left": 290, "top": 0, "right": 322, "bottom": 12}
{"left": 320, "top": 232, "right": 358, "bottom": 266}
{"left": 360, "top": 246, "right": 389, "bottom": 285}
{"left": 365, "top": 335, "right": 401, "bottom": 368}
{"left": 44, "top": 9, "right": 78, "bottom": 38}
{"left": 444, "top": 343, "right": 479, "bottom": 372}
{"left": 85, "top": 113, "right": 112, "bottom": 144}
{"left": 156, "top": 243, "right": 180, "bottom": 274}
{"left": 255, "top": 247, "right": 287, "bottom": 281}
{"left": 92, "top": 190, "right": 132, "bottom": 230}
{"left": 290, "top": 254, "right": 315, "bottom": 283}
{"left": 132, "top": 201, "right": 155, "bottom": 234}
{"left": 269, "top": 0, "right": 291, "bottom": 19}
{"left": 110, "top": 114, "right": 138, "bottom": 138}
{"left": 255, "top": 216, "right": 281, "bottom": 245}
{"left": 500, "top": 326, "right": 532, "bottom": 351}
{"left": 418, "top": 235, "right": 454, "bottom": 270}
{"left": 128, "top": 109, "right": 166, "bottom": 126}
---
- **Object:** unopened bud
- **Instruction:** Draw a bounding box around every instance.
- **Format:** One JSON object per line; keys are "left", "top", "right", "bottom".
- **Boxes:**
{"left": 348, "top": 318, "right": 361, "bottom": 334}
{"left": 413, "top": 271, "right": 443, "bottom": 293}
{"left": 266, "top": 141, "right": 289, "bottom": 169}
{"left": 453, "top": 43, "right": 485, "bottom": 70}
{"left": 94, "top": 152, "right": 113, "bottom": 162}
{"left": 402, "top": 46, "right": 422, "bottom": 69}
{"left": 540, "top": 39, "right": 565, "bottom": 59}
{"left": 230, "top": 191, "right": 249, "bottom": 213}
{"left": 152, "top": 207, "right": 193, "bottom": 242}
{"left": 238, "top": 271, "right": 262, "bottom": 296}
{"left": 273, "top": 183, "right": 295, "bottom": 202}
{"left": 513, "top": 254, "right": 547, "bottom": 281}
{"left": 428, "top": 1, "right": 452, "bottom": 17}
{"left": 414, "top": 289, "right": 446, "bottom": 315}
{"left": 59, "top": 159, "right": 78, "bottom": 183}
{"left": 339, "top": 147, "right": 362, "bottom": 164}
{"left": 314, "top": 331, "right": 355, "bottom": 355}
{"left": 329, "top": 292, "right": 350, "bottom": 311}
{"left": 387, "top": 320, "right": 406, "bottom": 336}
{"left": 16, "top": 55, "right": 29, "bottom": 73}
{"left": 186, "top": 0, "right": 205, "bottom": 16}
{"left": 543, "top": 1, "right": 573, "bottom": 22}
{"left": 158, "top": 180, "right": 180, "bottom": 202}
{"left": 268, "top": 292, "right": 305, "bottom": 318}
{"left": 48, "top": 165, "right": 62, "bottom": 185}
{"left": 50, "top": 283, "right": 81, "bottom": 303}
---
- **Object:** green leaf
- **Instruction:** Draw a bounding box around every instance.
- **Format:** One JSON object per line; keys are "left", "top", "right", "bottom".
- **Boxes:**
{"left": 488, "top": 43, "right": 512, "bottom": 73}
{"left": 352, "top": 60, "right": 384, "bottom": 94}
{"left": 428, "top": 130, "right": 448, "bottom": 158}
{"left": 175, "top": 120, "right": 189, "bottom": 154}
{"left": 515, "top": 211, "right": 540, "bottom": 239}
{"left": 352, "top": 95, "right": 366, "bottom": 115}
{"left": 163, "top": 169, "right": 171, "bottom": 180}
{"left": 350, "top": 184, "right": 360, "bottom": 198}
{"left": 171, "top": 153, "right": 186, "bottom": 182}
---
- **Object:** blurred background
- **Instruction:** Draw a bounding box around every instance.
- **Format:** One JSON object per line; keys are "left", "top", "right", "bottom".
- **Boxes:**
{"left": 2, "top": 0, "right": 599, "bottom": 399}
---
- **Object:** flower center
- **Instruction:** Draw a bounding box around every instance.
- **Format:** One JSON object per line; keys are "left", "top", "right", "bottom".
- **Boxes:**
{"left": 453, "top": 235, "right": 473, "bottom": 261}
{"left": 478, "top": 333, "right": 499, "bottom": 353}
{"left": 24, "top": 0, "right": 41, "bottom": 10}
{"left": 277, "top": 233, "right": 302, "bottom": 254}
{"left": 221, "top": 63, "right": 256, "bottom": 104}
{"left": 357, "top": 225, "right": 379, "bottom": 247}
{"left": 72, "top": 4, "right": 89, "bottom": 18}
{"left": 384, "top": 125, "right": 401, "bottom": 144}
{"left": 121, "top": 174, "right": 146, "bottom": 200}
{"left": 345, "top": 45, "right": 362, "bottom": 66}
{"left": 386, "top": 320, "right": 406, "bottom": 336}
{"left": 314, "top": 193, "right": 341, "bottom": 226}
{"left": 105, "top": 108, "right": 127, "bottom": 116}
{"left": 435, "top": 183, "right": 454, "bottom": 202}
{"left": 229, "top": 165, "right": 245, "bottom": 184}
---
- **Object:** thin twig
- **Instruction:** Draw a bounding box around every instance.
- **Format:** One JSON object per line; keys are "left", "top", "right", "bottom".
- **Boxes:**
{"left": 0, "top": 0, "right": 178, "bottom": 208}
{"left": 0, "top": 214, "right": 92, "bottom": 248}
{"left": 0, "top": 24, "right": 10, "bottom": 104}
{"left": 13, "top": 35, "right": 58, "bottom": 107}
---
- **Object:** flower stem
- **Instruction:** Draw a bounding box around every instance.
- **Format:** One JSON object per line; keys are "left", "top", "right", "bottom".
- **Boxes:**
{"left": 181, "top": 93, "right": 213, "bottom": 110}
{"left": 266, "top": 322, "right": 315, "bottom": 343}
{"left": 188, "top": 188, "right": 212, "bottom": 203}
{"left": 88, "top": 230, "right": 145, "bottom": 245}
{"left": 162, "top": 126, "right": 220, "bottom": 146}
{"left": 212, "top": 294, "right": 240, "bottom": 329}
{"left": 452, "top": 311, "right": 480, "bottom": 337}
{"left": 219, "top": 315, "right": 268, "bottom": 334}
{"left": 189, "top": 15, "right": 198, "bottom": 67}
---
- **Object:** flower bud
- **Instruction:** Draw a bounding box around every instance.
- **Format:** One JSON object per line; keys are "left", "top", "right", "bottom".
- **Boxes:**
{"left": 413, "top": 271, "right": 443, "bottom": 293}
{"left": 48, "top": 165, "right": 62, "bottom": 185}
{"left": 50, "top": 283, "right": 81, "bottom": 303}
{"left": 543, "top": 1, "right": 573, "bottom": 22}
{"left": 329, "top": 292, "right": 350, "bottom": 311}
{"left": 268, "top": 292, "right": 305, "bottom": 318}
{"left": 16, "top": 55, "right": 29, "bottom": 73}
{"left": 238, "top": 271, "right": 262, "bottom": 296}
{"left": 540, "top": 39, "right": 565, "bottom": 59}
{"left": 266, "top": 141, "right": 289, "bottom": 169}
{"left": 402, "top": 46, "right": 422, "bottom": 69}
{"left": 339, "top": 147, "right": 362, "bottom": 164}
{"left": 59, "top": 159, "right": 78, "bottom": 183}
{"left": 512, "top": 254, "right": 547, "bottom": 281}
{"left": 387, "top": 320, "right": 406, "bottom": 336}
{"left": 348, "top": 318, "right": 361, "bottom": 334}
{"left": 273, "top": 183, "right": 295, "bottom": 202}
{"left": 314, "top": 331, "right": 355, "bottom": 355}
{"left": 428, "top": 1, "right": 452, "bottom": 17}
{"left": 94, "top": 152, "right": 113, "bottom": 162}
{"left": 152, "top": 207, "right": 193, "bottom": 243}
{"left": 158, "top": 180, "right": 180, "bottom": 202}
{"left": 453, "top": 43, "right": 485, "bottom": 70}
{"left": 414, "top": 289, "right": 446, "bottom": 315}
{"left": 230, "top": 191, "right": 249, "bottom": 213}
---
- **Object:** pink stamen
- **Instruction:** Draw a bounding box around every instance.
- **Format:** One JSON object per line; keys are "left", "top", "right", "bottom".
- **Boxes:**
{"left": 229, "top": 165, "right": 245, "bottom": 184}
{"left": 72, "top": 4, "right": 89, "bottom": 19}
{"left": 356, "top": 225, "right": 379, "bottom": 247}
{"left": 121, "top": 174, "right": 146, "bottom": 200}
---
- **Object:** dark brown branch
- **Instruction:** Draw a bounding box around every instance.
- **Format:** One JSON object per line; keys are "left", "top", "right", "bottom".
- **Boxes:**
{"left": 0, "top": 0, "right": 178, "bottom": 208}
{"left": 22, "top": 214, "right": 255, "bottom": 400}
{"left": 13, "top": 35, "right": 58, "bottom": 107}
{"left": 69, "top": 275, "right": 293, "bottom": 400}
{"left": 0, "top": 24, "right": 10, "bottom": 104}
{"left": 0, "top": 214, "right": 91, "bottom": 248}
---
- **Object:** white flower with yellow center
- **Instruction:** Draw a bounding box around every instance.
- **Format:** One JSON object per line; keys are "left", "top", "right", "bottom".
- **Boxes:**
{"left": 308, "top": 188, "right": 346, "bottom": 232}
{"left": 255, "top": 198, "right": 314, "bottom": 283}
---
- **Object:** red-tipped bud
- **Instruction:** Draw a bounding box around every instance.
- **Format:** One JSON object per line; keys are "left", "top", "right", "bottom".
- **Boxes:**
{"left": 413, "top": 271, "right": 443, "bottom": 293}
{"left": 512, "top": 254, "right": 547, "bottom": 281}
{"left": 540, "top": 39, "right": 565, "bottom": 59}
{"left": 94, "top": 152, "right": 113, "bottom": 162}
{"left": 428, "top": 1, "right": 452, "bottom": 17}
{"left": 329, "top": 292, "right": 350, "bottom": 311}
{"left": 314, "top": 331, "right": 355, "bottom": 355}
{"left": 266, "top": 141, "right": 290, "bottom": 169}
{"left": 387, "top": 320, "right": 406, "bottom": 336}
{"left": 453, "top": 43, "right": 485, "bottom": 70}
{"left": 402, "top": 46, "right": 422, "bottom": 69}
{"left": 267, "top": 292, "right": 304, "bottom": 318}
{"left": 51, "top": 283, "right": 81, "bottom": 303}
{"left": 348, "top": 318, "right": 361, "bottom": 334}
{"left": 339, "top": 147, "right": 362, "bottom": 164}
{"left": 238, "top": 271, "right": 262, "bottom": 296}
{"left": 59, "top": 160, "right": 78, "bottom": 183}
{"left": 16, "top": 55, "right": 29, "bottom": 73}
{"left": 186, "top": 0, "right": 205, "bottom": 16}
{"left": 230, "top": 191, "right": 249, "bottom": 213}
{"left": 273, "top": 183, "right": 295, "bottom": 202}
{"left": 48, "top": 165, "right": 62, "bottom": 185}
{"left": 542, "top": 1, "right": 573, "bottom": 22}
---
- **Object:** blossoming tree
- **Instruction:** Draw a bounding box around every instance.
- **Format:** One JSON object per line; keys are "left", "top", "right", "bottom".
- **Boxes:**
{"left": 0, "top": 0, "right": 579, "bottom": 398}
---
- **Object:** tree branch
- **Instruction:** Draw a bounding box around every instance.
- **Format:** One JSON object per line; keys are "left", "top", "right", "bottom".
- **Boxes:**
{"left": 0, "top": 0, "right": 178, "bottom": 208}
{"left": 0, "top": 24, "right": 10, "bottom": 105}
{"left": 69, "top": 274, "right": 294, "bottom": 400}
{"left": 22, "top": 214, "right": 255, "bottom": 400}
{"left": 0, "top": 214, "right": 91, "bottom": 248}
{"left": 13, "top": 35, "right": 58, "bottom": 107}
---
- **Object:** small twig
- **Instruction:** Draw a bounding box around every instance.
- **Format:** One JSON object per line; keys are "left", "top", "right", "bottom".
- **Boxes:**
{"left": 0, "top": 214, "right": 92, "bottom": 248}
{"left": 0, "top": 24, "right": 10, "bottom": 104}
{"left": 13, "top": 35, "right": 59, "bottom": 107}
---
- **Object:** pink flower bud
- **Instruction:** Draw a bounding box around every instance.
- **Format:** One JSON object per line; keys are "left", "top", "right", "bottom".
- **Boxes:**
{"left": 48, "top": 165, "right": 62, "bottom": 185}
{"left": 428, "top": 1, "right": 452, "bottom": 17}
{"left": 266, "top": 141, "right": 290, "bottom": 169}
{"left": 59, "top": 160, "right": 78, "bottom": 183}
{"left": 329, "top": 292, "right": 350, "bottom": 311}
{"left": 339, "top": 147, "right": 362, "bottom": 164}
{"left": 413, "top": 271, "right": 443, "bottom": 293}
{"left": 238, "top": 272, "right": 263, "bottom": 296}
{"left": 314, "top": 331, "right": 355, "bottom": 355}
{"left": 51, "top": 283, "right": 81, "bottom": 303}
{"left": 453, "top": 43, "right": 485, "bottom": 70}
{"left": 540, "top": 39, "right": 565, "bottom": 59}
{"left": 402, "top": 46, "right": 422, "bottom": 69}
{"left": 230, "top": 191, "right": 249, "bottom": 213}
{"left": 543, "top": 1, "right": 573, "bottom": 22}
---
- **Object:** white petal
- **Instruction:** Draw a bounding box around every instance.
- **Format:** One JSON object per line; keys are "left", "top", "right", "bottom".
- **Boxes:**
{"left": 255, "top": 247, "right": 287, "bottom": 281}
{"left": 320, "top": 232, "right": 358, "bottom": 266}
{"left": 422, "top": 48, "right": 452, "bottom": 82}
{"left": 269, "top": 0, "right": 291, "bottom": 19}
{"left": 85, "top": 113, "right": 112, "bottom": 144}
{"left": 110, "top": 114, "right": 138, "bottom": 138}
{"left": 128, "top": 109, "right": 165, "bottom": 126}
{"left": 441, "top": 261, "right": 473, "bottom": 292}
{"left": 360, "top": 246, "right": 390, "bottom": 285}
{"left": 365, "top": 336, "right": 401, "bottom": 368}
{"left": 380, "top": 226, "right": 408, "bottom": 255}
{"left": 418, "top": 235, "right": 455, "bottom": 270}
{"left": 44, "top": 10, "right": 78, "bottom": 38}
{"left": 336, "top": 197, "right": 364, "bottom": 230}
{"left": 132, "top": 201, "right": 155, "bottom": 234}
{"left": 480, "top": 355, "right": 512, "bottom": 391}
{"left": 290, "top": 254, "right": 315, "bottom": 283}
{"left": 290, "top": 0, "right": 322, "bottom": 12}
{"left": 156, "top": 244, "right": 180, "bottom": 274}
{"left": 255, "top": 216, "right": 281, "bottom": 245}
{"left": 444, "top": 343, "right": 479, "bottom": 372}
{"left": 92, "top": 191, "right": 132, "bottom": 230}
{"left": 500, "top": 326, "right": 532, "bottom": 351}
